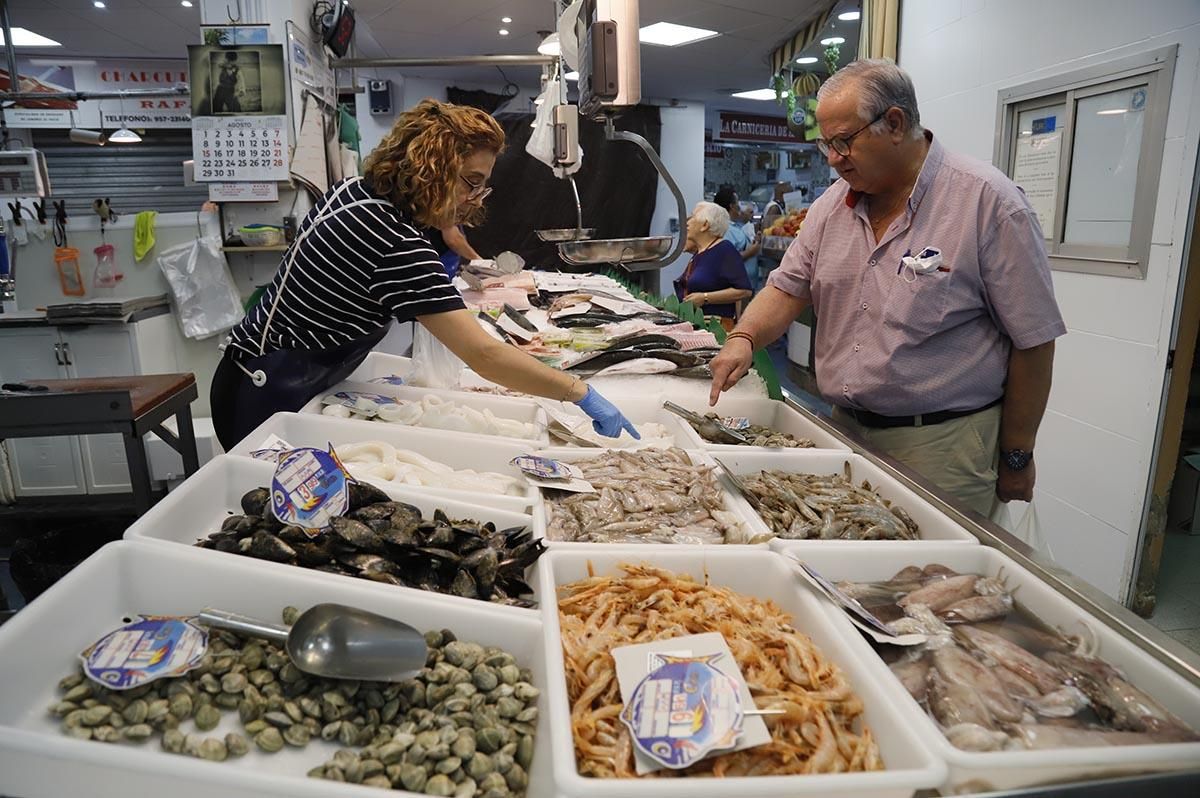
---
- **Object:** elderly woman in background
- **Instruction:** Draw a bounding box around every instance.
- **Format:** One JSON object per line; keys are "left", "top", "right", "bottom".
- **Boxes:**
{"left": 673, "top": 201, "right": 752, "bottom": 331}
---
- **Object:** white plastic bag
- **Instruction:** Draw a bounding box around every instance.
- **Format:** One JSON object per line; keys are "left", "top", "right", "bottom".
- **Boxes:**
{"left": 408, "top": 323, "right": 465, "bottom": 389}
{"left": 997, "top": 500, "right": 1056, "bottom": 561}
{"left": 526, "top": 77, "right": 583, "bottom": 177}
{"left": 156, "top": 234, "right": 244, "bottom": 340}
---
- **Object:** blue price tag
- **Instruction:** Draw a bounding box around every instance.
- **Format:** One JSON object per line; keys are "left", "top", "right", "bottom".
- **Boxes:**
{"left": 81, "top": 616, "right": 208, "bottom": 690}
{"left": 619, "top": 653, "right": 744, "bottom": 769}
{"left": 271, "top": 445, "right": 350, "bottom": 530}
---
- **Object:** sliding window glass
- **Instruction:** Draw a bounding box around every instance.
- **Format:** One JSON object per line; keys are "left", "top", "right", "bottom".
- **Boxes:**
{"left": 994, "top": 47, "right": 1176, "bottom": 278}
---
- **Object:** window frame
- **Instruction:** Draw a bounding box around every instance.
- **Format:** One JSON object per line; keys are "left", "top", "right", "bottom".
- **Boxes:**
{"left": 993, "top": 46, "right": 1176, "bottom": 279}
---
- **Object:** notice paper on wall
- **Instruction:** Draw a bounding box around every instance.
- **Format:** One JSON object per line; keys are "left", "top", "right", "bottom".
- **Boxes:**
{"left": 1012, "top": 115, "right": 1062, "bottom": 237}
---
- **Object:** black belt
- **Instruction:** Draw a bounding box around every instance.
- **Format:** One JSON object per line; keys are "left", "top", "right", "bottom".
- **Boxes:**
{"left": 841, "top": 398, "right": 1002, "bottom": 429}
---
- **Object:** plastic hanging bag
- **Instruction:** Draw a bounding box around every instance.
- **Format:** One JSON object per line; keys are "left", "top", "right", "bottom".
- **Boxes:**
{"left": 155, "top": 234, "right": 244, "bottom": 340}
{"left": 55, "top": 247, "right": 85, "bottom": 296}
{"left": 408, "top": 323, "right": 465, "bottom": 389}
{"left": 997, "top": 500, "right": 1055, "bottom": 562}
{"left": 526, "top": 77, "right": 583, "bottom": 177}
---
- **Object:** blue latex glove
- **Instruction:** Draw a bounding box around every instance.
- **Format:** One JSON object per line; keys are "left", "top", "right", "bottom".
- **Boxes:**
{"left": 574, "top": 385, "right": 640, "bottom": 439}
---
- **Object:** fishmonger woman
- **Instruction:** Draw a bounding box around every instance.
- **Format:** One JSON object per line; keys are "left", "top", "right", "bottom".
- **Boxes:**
{"left": 211, "top": 99, "right": 637, "bottom": 449}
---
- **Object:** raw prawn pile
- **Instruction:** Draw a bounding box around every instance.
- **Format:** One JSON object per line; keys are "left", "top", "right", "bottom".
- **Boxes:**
{"left": 334, "top": 441, "right": 527, "bottom": 497}
{"left": 840, "top": 564, "right": 1200, "bottom": 751}
{"left": 545, "top": 448, "right": 755, "bottom": 544}
{"left": 742, "top": 462, "right": 919, "bottom": 540}
{"left": 322, "top": 393, "right": 539, "bottom": 440}
{"left": 558, "top": 564, "right": 883, "bottom": 777}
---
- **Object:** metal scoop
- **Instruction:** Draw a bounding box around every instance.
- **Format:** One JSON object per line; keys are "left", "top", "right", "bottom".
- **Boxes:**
{"left": 663, "top": 401, "right": 750, "bottom": 445}
{"left": 198, "top": 603, "right": 427, "bottom": 682}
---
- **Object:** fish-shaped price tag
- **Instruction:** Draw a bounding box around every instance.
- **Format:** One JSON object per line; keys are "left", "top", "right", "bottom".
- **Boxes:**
{"left": 80, "top": 615, "right": 208, "bottom": 690}
{"left": 271, "top": 445, "right": 350, "bottom": 531}
{"left": 248, "top": 433, "right": 294, "bottom": 462}
{"left": 612, "top": 632, "right": 770, "bottom": 774}
{"left": 510, "top": 454, "right": 594, "bottom": 493}
{"left": 320, "top": 391, "right": 399, "bottom": 419}
{"left": 368, "top": 375, "right": 406, "bottom": 386}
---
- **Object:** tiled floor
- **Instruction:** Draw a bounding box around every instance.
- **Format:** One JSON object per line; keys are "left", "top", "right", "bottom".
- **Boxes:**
{"left": 1146, "top": 531, "right": 1200, "bottom": 653}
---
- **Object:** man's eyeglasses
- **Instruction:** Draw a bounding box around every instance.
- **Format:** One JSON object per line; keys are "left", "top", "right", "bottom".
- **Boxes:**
{"left": 459, "top": 174, "right": 493, "bottom": 202}
{"left": 815, "top": 109, "right": 889, "bottom": 158}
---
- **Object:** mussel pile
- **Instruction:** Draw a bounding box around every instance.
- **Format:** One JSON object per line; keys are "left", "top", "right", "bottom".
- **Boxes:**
{"left": 195, "top": 482, "right": 545, "bottom": 608}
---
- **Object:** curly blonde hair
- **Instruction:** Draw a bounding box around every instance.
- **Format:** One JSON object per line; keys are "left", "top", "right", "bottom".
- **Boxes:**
{"left": 364, "top": 99, "right": 505, "bottom": 229}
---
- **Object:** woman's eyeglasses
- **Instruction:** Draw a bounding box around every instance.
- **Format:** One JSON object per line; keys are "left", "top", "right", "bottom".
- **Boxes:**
{"left": 459, "top": 174, "right": 493, "bottom": 202}
{"left": 815, "top": 109, "right": 889, "bottom": 158}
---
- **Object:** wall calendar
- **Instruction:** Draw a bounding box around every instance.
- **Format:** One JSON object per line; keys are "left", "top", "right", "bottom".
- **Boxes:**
{"left": 192, "top": 115, "right": 288, "bottom": 182}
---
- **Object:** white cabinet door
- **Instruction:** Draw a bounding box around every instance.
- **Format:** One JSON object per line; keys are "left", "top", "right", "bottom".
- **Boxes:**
{"left": 61, "top": 326, "right": 138, "bottom": 494}
{"left": 0, "top": 327, "right": 86, "bottom": 496}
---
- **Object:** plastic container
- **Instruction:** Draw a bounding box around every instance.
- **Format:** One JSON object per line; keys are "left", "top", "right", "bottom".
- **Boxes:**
{"left": 531, "top": 448, "right": 769, "bottom": 547}
{"left": 346, "top": 352, "right": 413, "bottom": 384}
{"left": 238, "top": 224, "right": 285, "bottom": 247}
{"left": 0, "top": 540, "right": 554, "bottom": 798}
{"left": 300, "top": 381, "right": 550, "bottom": 447}
{"left": 791, "top": 544, "right": 1200, "bottom": 793}
{"left": 226, "top": 411, "right": 539, "bottom": 513}
{"left": 122, "top": 455, "right": 543, "bottom": 610}
{"left": 537, "top": 547, "right": 947, "bottom": 797}
{"left": 667, "top": 396, "right": 850, "bottom": 452}
{"left": 715, "top": 450, "right": 978, "bottom": 544}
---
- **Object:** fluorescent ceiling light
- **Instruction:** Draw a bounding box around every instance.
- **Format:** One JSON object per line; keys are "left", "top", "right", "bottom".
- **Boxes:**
{"left": 639, "top": 22, "right": 719, "bottom": 47}
{"left": 0, "top": 28, "right": 62, "bottom": 47}
{"left": 795, "top": 56, "right": 818, "bottom": 64}
{"left": 821, "top": 36, "right": 845, "bottom": 45}
{"left": 838, "top": 11, "right": 861, "bottom": 21}
{"left": 564, "top": 70, "right": 579, "bottom": 81}
{"left": 108, "top": 127, "right": 142, "bottom": 144}
{"left": 93, "top": 1, "right": 106, "bottom": 8}
{"left": 731, "top": 88, "right": 777, "bottom": 100}
{"left": 498, "top": 29, "right": 509, "bottom": 36}
{"left": 1097, "top": 108, "right": 1127, "bottom": 115}
{"left": 182, "top": 0, "right": 194, "bottom": 6}
{"left": 537, "top": 32, "right": 560, "bottom": 56}
{"left": 502, "top": 16, "right": 512, "bottom": 23}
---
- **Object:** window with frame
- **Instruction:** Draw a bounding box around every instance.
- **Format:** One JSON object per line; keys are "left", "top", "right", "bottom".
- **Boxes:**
{"left": 994, "top": 46, "right": 1176, "bottom": 279}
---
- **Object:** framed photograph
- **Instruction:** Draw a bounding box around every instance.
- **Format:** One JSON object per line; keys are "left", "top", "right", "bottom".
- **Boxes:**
{"left": 188, "top": 44, "right": 286, "bottom": 117}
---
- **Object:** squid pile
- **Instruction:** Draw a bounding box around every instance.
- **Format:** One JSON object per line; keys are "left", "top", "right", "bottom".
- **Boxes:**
{"left": 838, "top": 564, "right": 1200, "bottom": 750}
{"left": 557, "top": 564, "right": 884, "bottom": 777}
{"left": 334, "top": 440, "right": 528, "bottom": 497}
{"left": 321, "top": 393, "right": 539, "bottom": 441}
{"left": 742, "top": 463, "right": 920, "bottom": 540}
{"left": 544, "top": 448, "right": 756, "bottom": 544}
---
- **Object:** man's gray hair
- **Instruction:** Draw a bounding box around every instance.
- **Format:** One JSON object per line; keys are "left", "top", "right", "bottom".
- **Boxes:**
{"left": 693, "top": 201, "right": 730, "bottom": 237}
{"left": 817, "top": 58, "right": 923, "bottom": 138}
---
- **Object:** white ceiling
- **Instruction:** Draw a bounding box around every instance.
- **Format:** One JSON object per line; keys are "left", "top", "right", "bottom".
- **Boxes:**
{"left": 4, "top": 0, "right": 859, "bottom": 115}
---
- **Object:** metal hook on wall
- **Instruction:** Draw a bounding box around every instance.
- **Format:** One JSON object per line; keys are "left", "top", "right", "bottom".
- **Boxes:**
{"left": 227, "top": 1, "right": 242, "bottom": 23}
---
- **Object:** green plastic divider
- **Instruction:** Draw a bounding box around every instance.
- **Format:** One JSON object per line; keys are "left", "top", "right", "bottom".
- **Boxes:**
{"left": 752, "top": 349, "right": 783, "bottom": 400}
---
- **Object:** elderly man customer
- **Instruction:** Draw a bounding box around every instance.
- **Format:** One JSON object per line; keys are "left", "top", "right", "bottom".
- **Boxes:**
{"left": 714, "top": 185, "right": 762, "bottom": 289}
{"left": 709, "top": 59, "right": 1064, "bottom": 517}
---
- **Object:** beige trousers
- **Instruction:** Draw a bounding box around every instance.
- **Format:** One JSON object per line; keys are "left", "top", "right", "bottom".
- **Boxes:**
{"left": 832, "top": 405, "right": 1001, "bottom": 518}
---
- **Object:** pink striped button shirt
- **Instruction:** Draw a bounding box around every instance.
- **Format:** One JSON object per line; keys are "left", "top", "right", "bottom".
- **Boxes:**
{"left": 767, "top": 134, "right": 1066, "bottom": 416}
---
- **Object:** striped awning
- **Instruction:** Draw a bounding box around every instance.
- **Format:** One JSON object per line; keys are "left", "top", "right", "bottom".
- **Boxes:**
{"left": 769, "top": 5, "right": 836, "bottom": 76}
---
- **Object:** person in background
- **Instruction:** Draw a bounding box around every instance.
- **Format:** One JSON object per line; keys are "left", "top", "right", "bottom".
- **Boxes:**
{"left": 713, "top": 185, "right": 762, "bottom": 289}
{"left": 674, "top": 201, "right": 752, "bottom": 332}
{"left": 709, "top": 59, "right": 1063, "bottom": 516}
{"left": 739, "top": 201, "right": 761, "bottom": 287}
{"left": 763, "top": 181, "right": 792, "bottom": 223}
{"left": 211, "top": 99, "right": 638, "bottom": 449}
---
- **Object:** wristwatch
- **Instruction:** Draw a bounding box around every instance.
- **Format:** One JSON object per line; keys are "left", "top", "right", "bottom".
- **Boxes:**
{"left": 1001, "top": 449, "right": 1033, "bottom": 471}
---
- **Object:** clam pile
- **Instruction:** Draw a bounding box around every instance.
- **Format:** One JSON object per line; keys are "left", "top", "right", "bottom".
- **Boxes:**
{"left": 195, "top": 482, "right": 545, "bottom": 608}
{"left": 50, "top": 610, "right": 539, "bottom": 796}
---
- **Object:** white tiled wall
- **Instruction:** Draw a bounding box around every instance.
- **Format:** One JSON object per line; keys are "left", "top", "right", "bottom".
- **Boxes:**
{"left": 900, "top": 0, "right": 1200, "bottom": 600}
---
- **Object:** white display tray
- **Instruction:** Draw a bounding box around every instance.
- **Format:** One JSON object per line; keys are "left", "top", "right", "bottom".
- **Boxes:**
{"left": 665, "top": 395, "right": 850, "bottom": 452}
{"left": 715, "top": 450, "right": 977, "bottom": 544}
{"left": 789, "top": 544, "right": 1200, "bottom": 793}
{"left": 0, "top": 541, "right": 553, "bottom": 798}
{"left": 536, "top": 548, "right": 946, "bottom": 797}
{"left": 299, "top": 381, "right": 550, "bottom": 447}
{"left": 347, "top": 351, "right": 413, "bottom": 384}
{"left": 123, "top": 455, "right": 542, "bottom": 611}
{"left": 541, "top": 397, "right": 697, "bottom": 450}
{"left": 227, "top": 412, "right": 539, "bottom": 513}
{"left": 530, "top": 448, "right": 767, "bottom": 547}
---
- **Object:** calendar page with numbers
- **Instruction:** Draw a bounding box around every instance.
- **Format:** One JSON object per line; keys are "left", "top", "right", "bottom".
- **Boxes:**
{"left": 193, "top": 115, "right": 288, "bottom": 182}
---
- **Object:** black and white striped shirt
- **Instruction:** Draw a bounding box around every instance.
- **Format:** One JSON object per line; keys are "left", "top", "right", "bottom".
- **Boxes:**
{"left": 228, "top": 178, "right": 465, "bottom": 358}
